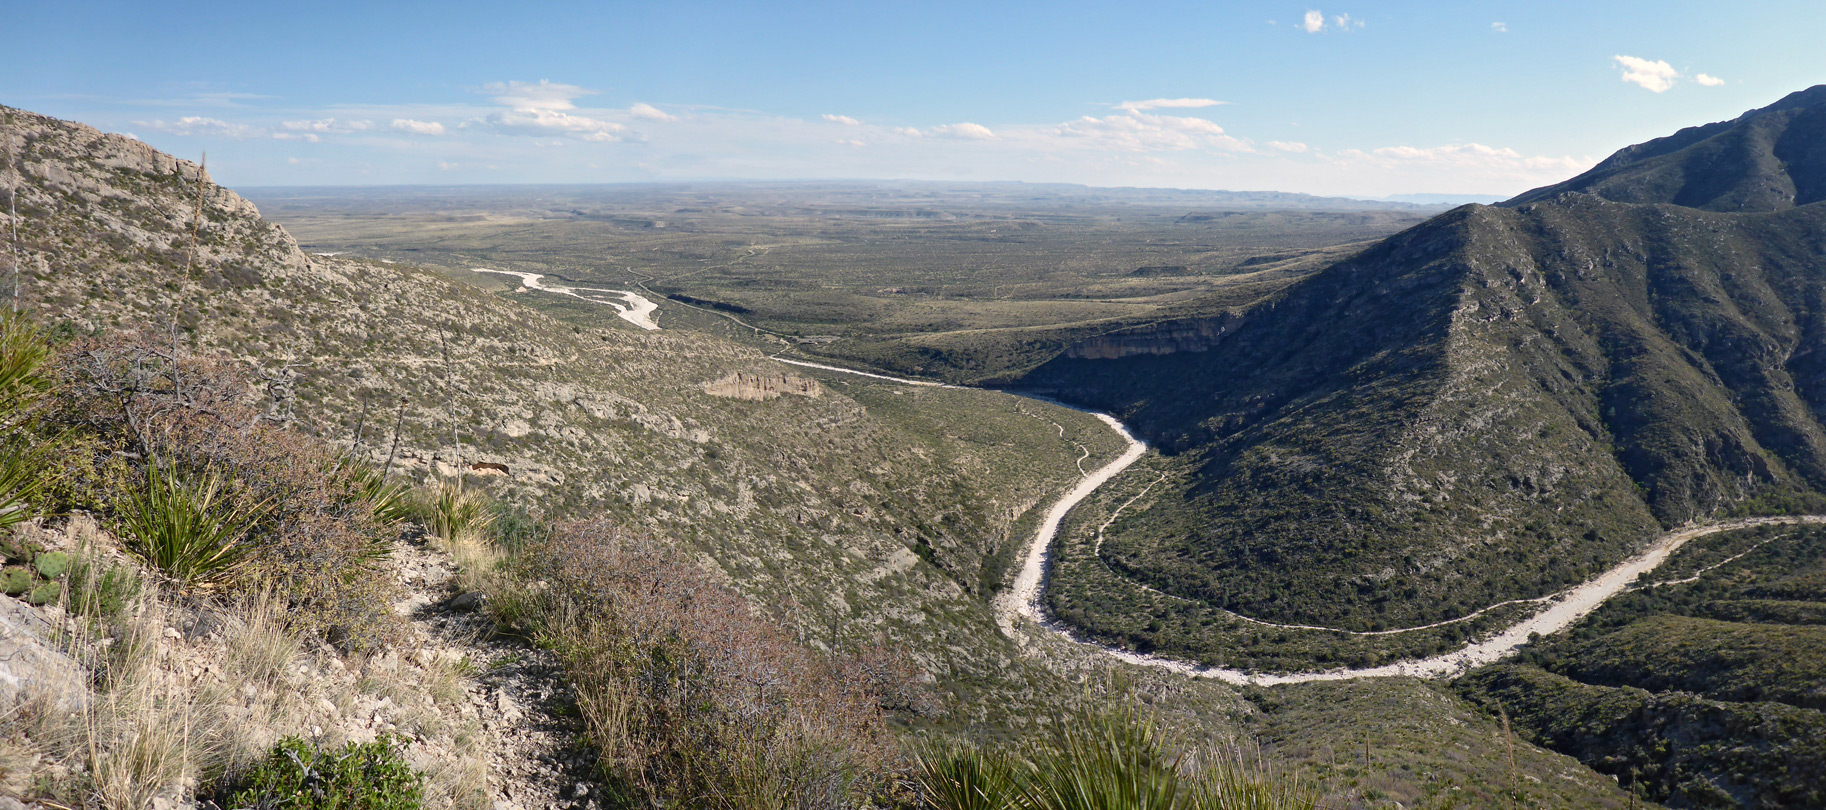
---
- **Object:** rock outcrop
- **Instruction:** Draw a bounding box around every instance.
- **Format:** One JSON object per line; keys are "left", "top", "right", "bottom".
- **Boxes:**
{"left": 701, "top": 371, "right": 822, "bottom": 401}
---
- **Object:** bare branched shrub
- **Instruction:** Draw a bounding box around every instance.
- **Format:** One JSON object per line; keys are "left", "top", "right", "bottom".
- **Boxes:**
{"left": 44, "top": 331, "right": 400, "bottom": 644}
{"left": 526, "top": 517, "right": 904, "bottom": 810}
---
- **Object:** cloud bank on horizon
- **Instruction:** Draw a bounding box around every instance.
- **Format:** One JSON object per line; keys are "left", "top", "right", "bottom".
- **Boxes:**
{"left": 113, "top": 73, "right": 1605, "bottom": 199}
{"left": 118, "top": 84, "right": 1598, "bottom": 198}
{"left": 25, "top": 0, "right": 1799, "bottom": 198}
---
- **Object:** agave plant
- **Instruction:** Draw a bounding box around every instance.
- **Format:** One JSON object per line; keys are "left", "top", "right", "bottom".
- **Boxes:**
{"left": 115, "top": 459, "right": 272, "bottom": 587}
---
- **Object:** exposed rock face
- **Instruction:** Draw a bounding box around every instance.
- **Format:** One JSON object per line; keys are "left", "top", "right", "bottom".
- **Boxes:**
{"left": 0, "top": 597, "right": 83, "bottom": 709}
{"left": 701, "top": 371, "right": 822, "bottom": 401}
{"left": 1062, "top": 313, "right": 1241, "bottom": 360}
{"left": 1, "top": 105, "right": 310, "bottom": 295}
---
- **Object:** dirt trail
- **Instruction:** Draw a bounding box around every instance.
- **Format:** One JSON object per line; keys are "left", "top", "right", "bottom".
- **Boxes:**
{"left": 769, "top": 353, "right": 1826, "bottom": 685}
{"left": 391, "top": 538, "right": 603, "bottom": 808}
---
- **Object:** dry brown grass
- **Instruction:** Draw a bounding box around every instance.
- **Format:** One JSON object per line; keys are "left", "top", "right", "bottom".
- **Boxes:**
{"left": 222, "top": 585, "right": 297, "bottom": 687}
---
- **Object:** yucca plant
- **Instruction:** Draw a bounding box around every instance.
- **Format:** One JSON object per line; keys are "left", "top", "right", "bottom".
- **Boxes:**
{"left": 0, "top": 312, "right": 52, "bottom": 428}
{"left": 914, "top": 742, "right": 1027, "bottom": 810}
{"left": 1021, "top": 700, "right": 1186, "bottom": 810}
{"left": 114, "top": 459, "right": 271, "bottom": 587}
{"left": 0, "top": 313, "right": 53, "bottom": 530}
{"left": 351, "top": 463, "right": 414, "bottom": 527}
{"left": 1187, "top": 753, "right": 1323, "bottom": 810}
{"left": 916, "top": 699, "right": 1327, "bottom": 810}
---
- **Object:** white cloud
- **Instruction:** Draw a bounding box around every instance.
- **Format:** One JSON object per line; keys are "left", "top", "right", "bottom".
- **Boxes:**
{"left": 486, "top": 108, "right": 629, "bottom": 141}
{"left": 271, "top": 132, "right": 320, "bottom": 142}
{"left": 1695, "top": 73, "right": 1726, "bottom": 87}
{"left": 629, "top": 102, "right": 677, "bottom": 122}
{"left": 1302, "top": 10, "right": 1324, "bottom": 32}
{"left": 478, "top": 79, "right": 630, "bottom": 141}
{"left": 928, "top": 122, "right": 997, "bottom": 140}
{"left": 893, "top": 126, "right": 924, "bottom": 137}
{"left": 437, "top": 161, "right": 458, "bottom": 171}
{"left": 1491, "top": 21, "right": 1507, "bottom": 32}
{"left": 1349, "top": 142, "right": 1590, "bottom": 176}
{"left": 1268, "top": 140, "right": 1310, "bottom": 153}
{"left": 822, "top": 113, "right": 862, "bottom": 125}
{"left": 391, "top": 119, "right": 446, "bottom": 135}
{"left": 133, "top": 116, "right": 262, "bottom": 139}
{"left": 281, "top": 118, "right": 372, "bottom": 134}
{"left": 482, "top": 79, "right": 595, "bottom": 111}
{"left": 1333, "top": 13, "right": 1362, "bottom": 29}
{"left": 1614, "top": 55, "right": 1680, "bottom": 93}
{"left": 839, "top": 139, "right": 865, "bottom": 147}
{"left": 1117, "top": 98, "right": 1226, "bottom": 112}
{"left": 1047, "top": 111, "right": 1251, "bottom": 153}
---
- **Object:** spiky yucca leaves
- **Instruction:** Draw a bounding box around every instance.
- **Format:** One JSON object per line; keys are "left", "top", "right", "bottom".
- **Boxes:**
{"left": 1022, "top": 700, "right": 1186, "bottom": 810}
{"left": 0, "top": 312, "right": 52, "bottom": 425}
{"left": 915, "top": 742, "right": 1026, "bottom": 810}
{"left": 351, "top": 464, "right": 413, "bottom": 527}
{"left": 0, "top": 313, "right": 54, "bottom": 530}
{"left": 1189, "top": 753, "right": 1322, "bottom": 810}
{"left": 114, "top": 459, "right": 272, "bottom": 587}
{"left": 914, "top": 700, "right": 1326, "bottom": 810}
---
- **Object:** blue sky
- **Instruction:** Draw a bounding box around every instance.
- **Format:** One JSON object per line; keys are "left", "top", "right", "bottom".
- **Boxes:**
{"left": 6, "top": 1, "right": 1822, "bottom": 197}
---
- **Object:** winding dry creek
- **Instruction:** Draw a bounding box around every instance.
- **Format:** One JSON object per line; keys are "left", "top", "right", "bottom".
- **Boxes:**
{"left": 522, "top": 284, "right": 1826, "bottom": 685}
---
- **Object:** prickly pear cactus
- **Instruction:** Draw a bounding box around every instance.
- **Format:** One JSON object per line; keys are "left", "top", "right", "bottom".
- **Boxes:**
{"left": 33, "top": 551, "right": 70, "bottom": 580}
{"left": 27, "top": 581, "right": 60, "bottom": 606}
{"left": 0, "top": 566, "right": 31, "bottom": 596}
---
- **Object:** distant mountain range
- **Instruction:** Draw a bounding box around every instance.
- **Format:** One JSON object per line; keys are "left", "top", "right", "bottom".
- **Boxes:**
{"left": 1022, "top": 85, "right": 1826, "bottom": 632}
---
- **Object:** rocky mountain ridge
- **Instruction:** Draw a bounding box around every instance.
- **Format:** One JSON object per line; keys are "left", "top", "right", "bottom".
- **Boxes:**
{"left": 1019, "top": 85, "right": 1826, "bottom": 637}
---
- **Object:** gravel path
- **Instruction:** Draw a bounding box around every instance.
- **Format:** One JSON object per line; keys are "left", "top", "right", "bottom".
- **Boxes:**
{"left": 474, "top": 268, "right": 660, "bottom": 330}
{"left": 767, "top": 353, "right": 1826, "bottom": 685}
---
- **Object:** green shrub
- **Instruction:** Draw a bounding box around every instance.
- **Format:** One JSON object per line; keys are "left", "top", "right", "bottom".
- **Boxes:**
{"left": 113, "top": 459, "right": 271, "bottom": 587}
{"left": 225, "top": 734, "right": 423, "bottom": 810}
